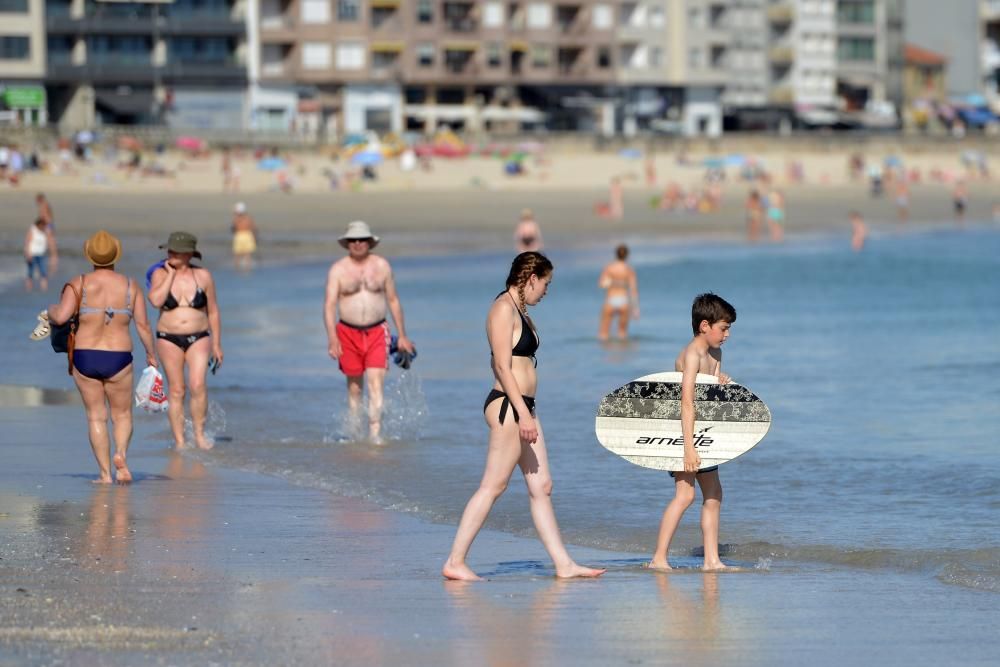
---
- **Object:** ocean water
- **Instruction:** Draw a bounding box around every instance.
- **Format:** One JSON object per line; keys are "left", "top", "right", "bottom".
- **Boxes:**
{"left": 4, "top": 225, "right": 999, "bottom": 596}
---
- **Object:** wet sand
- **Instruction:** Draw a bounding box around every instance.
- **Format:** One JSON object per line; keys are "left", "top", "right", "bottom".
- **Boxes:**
{"left": 2, "top": 401, "right": 997, "bottom": 665}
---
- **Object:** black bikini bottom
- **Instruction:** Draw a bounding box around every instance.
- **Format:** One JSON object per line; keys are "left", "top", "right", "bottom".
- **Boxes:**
{"left": 483, "top": 388, "right": 536, "bottom": 425}
{"left": 156, "top": 330, "right": 210, "bottom": 351}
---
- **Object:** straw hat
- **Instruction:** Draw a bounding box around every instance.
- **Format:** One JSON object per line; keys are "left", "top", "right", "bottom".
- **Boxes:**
{"left": 338, "top": 220, "right": 380, "bottom": 249}
{"left": 158, "top": 231, "right": 203, "bottom": 259}
{"left": 83, "top": 230, "right": 122, "bottom": 267}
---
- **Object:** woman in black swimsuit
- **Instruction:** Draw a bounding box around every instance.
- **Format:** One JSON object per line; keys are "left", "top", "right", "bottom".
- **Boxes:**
{"left": 148, "top": 231, "right": 223, "bottom": 450}
{"left": 442, "top": 252, "right": 605, "bottom": 581}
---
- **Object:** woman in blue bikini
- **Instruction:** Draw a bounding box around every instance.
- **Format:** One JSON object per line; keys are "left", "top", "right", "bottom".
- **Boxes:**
{"left": 47, "top": 230, "right": 156, "bottom": 484}
{"left": 442, "top": 252, "right": 605, "bottom": 581}
{"left": 148, "top": 231, "right": 223, "bottom": 450}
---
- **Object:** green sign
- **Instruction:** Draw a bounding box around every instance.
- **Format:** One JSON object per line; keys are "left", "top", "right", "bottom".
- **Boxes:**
{"left": 3, "top": 86, "right": 45, "bottom": 109}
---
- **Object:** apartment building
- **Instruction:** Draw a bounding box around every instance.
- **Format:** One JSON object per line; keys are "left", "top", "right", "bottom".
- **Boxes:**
{"left": 249, "top": 0, "right": 731, "bottom": 137}
{"left": 835, "top": 0, "right": 904, "bottom": 112}
{"left": 38, "top": 0, "right": 248, "bottom": 128}
{"left": 0, "top": 0, "right": 47, "bottom": 124}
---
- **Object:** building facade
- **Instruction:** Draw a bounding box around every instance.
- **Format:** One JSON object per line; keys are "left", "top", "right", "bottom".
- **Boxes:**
{"left": 0, "top": 0, "right": 48, "bottom": 124}
{"left": 249, "top": 0, "right": 733, "bottom": 138}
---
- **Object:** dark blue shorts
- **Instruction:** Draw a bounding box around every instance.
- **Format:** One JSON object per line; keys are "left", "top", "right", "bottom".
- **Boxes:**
{"left": 670, "top": 466, "right": 719, "bottom": 479}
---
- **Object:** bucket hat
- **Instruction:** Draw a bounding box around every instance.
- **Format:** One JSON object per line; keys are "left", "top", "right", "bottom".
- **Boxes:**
{"left": 159, "top": 231, "right": 203, "bottom": 259}
{"left": 338, "top": 220, "right": 380, "bottom": 249}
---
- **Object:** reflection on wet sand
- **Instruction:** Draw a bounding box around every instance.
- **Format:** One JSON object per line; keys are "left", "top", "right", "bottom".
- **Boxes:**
{"left": 444, "top": 577, "right": 574, "bottom": 666}
{"left": 0, "top": 385, "right": 80, "bottom": 407}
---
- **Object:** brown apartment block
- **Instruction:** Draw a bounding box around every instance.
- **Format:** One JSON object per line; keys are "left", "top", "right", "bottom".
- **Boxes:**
{"left": 253, "top": 0, "right": 704, "bottom": 136}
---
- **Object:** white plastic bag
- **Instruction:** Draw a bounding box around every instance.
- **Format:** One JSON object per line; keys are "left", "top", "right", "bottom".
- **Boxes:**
{"left": 135, "top": 366, "right": 169, "bottom": 413}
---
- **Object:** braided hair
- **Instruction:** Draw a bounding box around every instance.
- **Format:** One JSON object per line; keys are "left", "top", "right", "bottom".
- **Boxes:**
{"left": 505, "top": 251, "right": 553, "bottom": 313}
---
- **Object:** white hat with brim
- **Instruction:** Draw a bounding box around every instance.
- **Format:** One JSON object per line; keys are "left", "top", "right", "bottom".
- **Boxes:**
{"left": 338, "top": 220, "right": 380, "bottom": 249}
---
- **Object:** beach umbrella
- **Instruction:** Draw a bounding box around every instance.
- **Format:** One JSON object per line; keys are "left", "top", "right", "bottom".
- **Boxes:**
{"left": 350, "top": 150, "right": 384, "bottom": 167}
{"left": 75, "top": 130, "right": 94, "bottom": 144}
{"left": 257, "top": 156, "right": 287, "bottom": 171}
{"left": 175, "top": 136, "right": 205, "bottom": 151}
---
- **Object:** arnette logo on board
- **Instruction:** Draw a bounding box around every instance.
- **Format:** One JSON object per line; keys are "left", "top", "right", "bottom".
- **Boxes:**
{"left": 635, "top": 427, "right": 714, "bottom": 448}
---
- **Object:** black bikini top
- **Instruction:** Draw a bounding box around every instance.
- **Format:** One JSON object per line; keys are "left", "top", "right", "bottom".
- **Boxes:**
{"left": 161, "top": 272, "right": 207, "bottom": 311}
{"left": 497, "top": 292, "right": 539, "bottom": 359}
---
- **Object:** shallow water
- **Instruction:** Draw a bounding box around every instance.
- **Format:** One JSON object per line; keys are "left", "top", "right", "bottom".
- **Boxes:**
{"left": 5, "top": 225, "right": 999, "bottom": 596}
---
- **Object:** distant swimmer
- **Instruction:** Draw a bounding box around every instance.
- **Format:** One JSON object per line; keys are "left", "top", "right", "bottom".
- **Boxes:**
{"left": 324, "top": 221, "right": 414, "bottom": 443}
{"left": 598, "top": 244, "right": 639, "bottom": 341}
{"left": 231, "top": 202, "right": 258, "bottom": 271}
{"left": 953, "top": 179, "right": 968, "bottom": 224}
{"left": 442, "top": 252, "right": 606, "bottom": 581}
{"left": 745, "top": 189, "right": 763, "bottom": 242}
{"left": 513, "top": 208, "right": 543, "bottom": 253}
{"left": 894, "top": 177, "right": 910, "bottom": 223}
{"left": 24, "top": 217, "right": 56, "bottom": 292}
{"left": 766, "top": 189, "right": 785, "bottom": 243}
{"left": 850, "top": 211, "right": 868, "bottom": 252}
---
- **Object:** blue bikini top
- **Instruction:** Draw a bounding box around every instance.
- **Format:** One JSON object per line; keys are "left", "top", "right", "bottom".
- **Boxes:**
{"left": 79, "top": 276, "right": 133, "bottom": 324}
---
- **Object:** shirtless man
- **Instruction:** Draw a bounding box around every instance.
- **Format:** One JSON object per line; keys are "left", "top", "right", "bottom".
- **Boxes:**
{"left": 324, "top": 221, "right": 415, "bottom": 442}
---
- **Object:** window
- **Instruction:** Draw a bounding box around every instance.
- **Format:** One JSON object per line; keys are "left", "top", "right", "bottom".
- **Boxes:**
{"left": 650, "top": 46, "right": 663, "bottom": 68}
{"left": 592, "top": 4, "right": 612, "bottom": 29}
{"left": 171, "top": 37, "right": 230, "bottom": 63}
{"left": 416, "top": 43, "right": 434, "bottom": 67}
{"left": 0, "top": 0, "right": 29, "bottom": 12}
{"left": 416, "top": 0, "right": 432, "bottom": 23}
{"left": 596, "top": 46, "right": 611, "bottom": 68}
{"left": 837, "top": 1, "right": 874, "bottom": 24}
{"left": 302, "top": 42, "right": 331, "bottom": 69}
{"left": 483, "top": 2, "right": 504, "bottom": 27}
{"left": 530, "top": 44, "right": 551, "bottom": 67}
{"left": 526, "top": 3, "right": 551, "bottom": 29}
{"left": 335, "top": 41, "right": 365, "bottom": 69}
{"left": 688, "top": 47, "right": 702, "bottom": 69}
{"left": 0, "top": 35, "right": 30, "bottom": 60}
{"left": 837, "top": 36, "right": 874, "bottom": 61}
{"left": 302, "top": 0, "right": 330, "bottom": 24}
{"left": 487, "top": 43, "right": 503, "bottom": 67}
{"left": 649, "top": 6, "right": 665, "bottom": 28}
{"left": 337, "top": 0, "right": 358, "bottom": 21}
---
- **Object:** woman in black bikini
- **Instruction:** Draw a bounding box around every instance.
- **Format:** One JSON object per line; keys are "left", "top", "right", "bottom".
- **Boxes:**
{"left": 148, "top": 231, "right": 223, "bottom": 450}
{"left": 442, "top": 252, "right": 605, "bottom": 581}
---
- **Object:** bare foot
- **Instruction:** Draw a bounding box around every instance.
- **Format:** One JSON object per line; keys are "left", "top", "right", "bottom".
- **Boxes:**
{"left": 113, "top": 454, "right": 132, "bottom": 485}
{"left": 645, "top": 560, "right": 673, "bottom": 571}
{"left": 442, "top": 560, "right": 484, "bottom": 581}
{"left": 174, "top": 440, "right": 188, "bottom": 451}
{"left": 194, "top": 433, "right": 214, "bottom": 450}
{"left": 555, "top": 563, "right": 607, "bottom": 579}
{"left": 91, "top": 475, "right": 112, "bottom": 485}
{"left": 702, "top": 562, "right": 731, "bottom": 572}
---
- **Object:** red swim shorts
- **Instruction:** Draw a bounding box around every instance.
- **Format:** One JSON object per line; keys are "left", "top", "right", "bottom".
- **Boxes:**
{"left": 335, "top": 320, "right": 389, "bottom": 376}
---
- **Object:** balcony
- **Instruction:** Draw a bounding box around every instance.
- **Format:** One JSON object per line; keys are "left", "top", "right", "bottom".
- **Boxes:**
{"left": 260, "top": 61, "right": 287, "bottom": 77}
{"left": 163, "top": 14, "right": 245, "bottom": 37}
{"left": 259, "top": 15, "right": 297, "bottom": 42}
{"left": 766, "top": 4, "right": 794, "bottom": 25}
{"left": 47, "top": 58, "right": 245, "bottom": 83}
{"left": 768, "top": 45, "right": 794, "bottom": 64}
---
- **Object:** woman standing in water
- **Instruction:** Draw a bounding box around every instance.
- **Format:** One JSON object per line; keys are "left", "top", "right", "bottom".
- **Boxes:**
{"left": 442, "top": 252, "right": 606, "bottom": 581}
{"left": 47, "top": 230, "right": 156, "bottom": 484}
{"left": 148, "top": 232, "right": 223, "bottom": 450}
{"left": 597, "top": 244, "right": 639, "bottom": 341}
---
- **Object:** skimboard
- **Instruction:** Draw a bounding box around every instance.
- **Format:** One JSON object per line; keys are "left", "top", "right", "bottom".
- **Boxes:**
{"left": 595, "top": 372, "right": 770, "bottom": 472}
